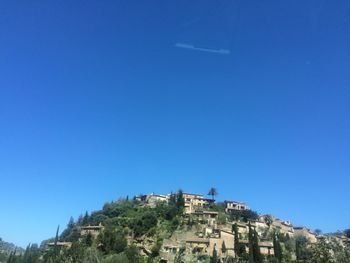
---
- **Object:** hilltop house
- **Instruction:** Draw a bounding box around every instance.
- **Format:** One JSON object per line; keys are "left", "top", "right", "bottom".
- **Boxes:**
{"left": 183, "top": 193, "right": 214, "bottom": 214}
{"left": 185, "top": 238, "right": 210, "bottom": 255}
{"left": 80, "top": 223, "right": 104, "bottom": 238}
{"left": 135, "top": 193, "right": 169, "bottom": 208}
{"left": 224, "top": 200, "right": 248, "bottom": 213}
{"left": 46, "top": 242, "right": 72, "bottom": 250}
{"left": 190, "top": 210, "right": 218, "bottom": 227}
{"left": 293, "top": 227, "right": 317, "bottom": 243}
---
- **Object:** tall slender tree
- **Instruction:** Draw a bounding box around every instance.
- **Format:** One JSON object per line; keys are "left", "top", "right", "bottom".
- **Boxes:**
{"left": 232, "top": 223, "right": 240, "bottom": 258}
{"left": 208, "top": 187, "right": 218, "bottom": 201}
{"left": 273, "top": 233, "right": 283, "bottom": 263}
{"left": 211, "top": 247, "right": 218, "bottom": 263}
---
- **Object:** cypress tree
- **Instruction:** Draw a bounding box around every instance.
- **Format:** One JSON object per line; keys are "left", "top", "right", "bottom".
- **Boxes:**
{"left": 222, "top": 241, "right": 227, "bottom": 256}
{"left": 273, "top": 233, "right": 283, "bottom": 262}
{"left": 82, "top": 211, "right": 89, "bottom": 225}
{"left": 211, "top": 247, "right": 218, "bottom": 263}
{"left": 252, "top": 229, "right": 263, "bottom": 263}
{"left": 248, "top": 224, "right": 254, "bottom": 263}
{"left": 233, "top": 223, "right": 240, "bottom": 257}
{"left": 248, "top": 224, "right": 263, "bottom": 263}
{"left": 176, "top": 189, "right": 185, "bottom": 209}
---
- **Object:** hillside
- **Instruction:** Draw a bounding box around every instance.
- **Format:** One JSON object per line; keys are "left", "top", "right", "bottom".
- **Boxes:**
{"left": 0, "top": 238, "right": 24, "bottom": 262}
{"left": 4, "top": 190, "right": 350, "bottom": 263}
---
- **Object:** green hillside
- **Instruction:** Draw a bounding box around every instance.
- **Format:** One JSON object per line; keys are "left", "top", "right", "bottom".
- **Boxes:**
{"left": 3, "top": 190, "right": 350, "bottom": 263}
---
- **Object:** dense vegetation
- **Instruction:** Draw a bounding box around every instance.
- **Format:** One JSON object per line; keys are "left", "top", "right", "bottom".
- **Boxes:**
{"left": 2, "top": 190, "right": 350, "bottom": 263}
{"left": 3, "top": 191, "right": 186, "bottom": 263}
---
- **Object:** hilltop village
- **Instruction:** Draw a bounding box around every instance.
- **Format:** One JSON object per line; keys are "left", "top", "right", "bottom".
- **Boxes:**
{"left": 3, "top": 189, "right": 350, "bottom": 263}
{"left": 131, "top": 191, "right": 348, "bottom": 262}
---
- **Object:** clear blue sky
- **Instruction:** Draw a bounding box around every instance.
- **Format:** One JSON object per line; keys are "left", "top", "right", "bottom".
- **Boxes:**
{"left": 0, "top": 0, "right": 349, "bottom": 247}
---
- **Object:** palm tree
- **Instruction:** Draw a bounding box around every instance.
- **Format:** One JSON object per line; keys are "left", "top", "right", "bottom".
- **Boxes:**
{"left": 208, "top": 187, "right": 218, "bottom": 201}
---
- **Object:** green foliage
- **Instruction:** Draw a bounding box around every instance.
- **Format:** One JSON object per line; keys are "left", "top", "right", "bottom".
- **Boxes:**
{"left": 9, "top": 192, "right": 348, "bottom": 263}
{"left": 82, "top": 233, "right": 94, "bottom": 247}
{"left": 309, "top": 239, "right": 335, "bottom": 263}
{"left": 208, "top": 203, "right": 225, "bottom": 213}
{"left": 210, "top": 247, "right": 218, "bottom": 263}
{"left": 176, "top": 189, "right": 185, "bottom": 209}
{"left": 60, "top": 217, "right": 79, "bottom": 242}
{"left": 208, "top": 188, "right": 218, "bottom": 200}
{"left": 102, "top": 253, "right": 129, "bottom": 263}
{"left": 22, "top": 244, "right": 41, "bottom": 263}
{"left": 150, "top": 239, "right": 162, "bottom": 258}
{"left": 82, "top": 248, "right": 101, "bottom": 263}
{"left": 131, "top": 210, "right": 158, "bottom": 237}
{"left": 232, "top": 223, "right": 239, "bottom": 256}
{"left": 273, "top": 234, "right": 282, "bottom": 263}
{"left": 221, "top": 241, "right": 227, "bottom": 255}
{"left": 331, "top": 243, "right": 350, "bottom": 263}
{"left": 217, "top": 212, "right": 228, "bottom": 225}
{"left": 98, "top": 227, "right": 127, "bottom": 254}
{"left": 65, "top": 242, "right": 85, "bottom": 263}
{"left": 344, "top": 229, "right": 350, "bottom": 238}
{"left": 124, "top": 245, "right": 141, "bottom": 263}
{"left": 229, "top": 210, "right": 259, "bottom": 222}
{"left": 82, "top": 211, "right": 89, "bottom": 226}
{"left": 248, "top": 224, "right": 263, "bottom": 263}
{"left": 225, "top": 256, "right": 236, "bottom": 263}
{"left": 295, "top": 236, "right": 312, "bottom": 261}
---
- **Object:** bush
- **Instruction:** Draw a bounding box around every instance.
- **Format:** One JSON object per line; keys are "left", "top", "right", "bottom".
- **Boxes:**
{"left": 229, "top": 209, "right": 259, "bottom": 222}
{"left": 98, "top": 227, "right": 127, "bottom": 254}
{"left": 132, "top": 211, "right": 158, "bottom": 237}
{"left": 102, "top": 253, "right": 130, "bottom": 263}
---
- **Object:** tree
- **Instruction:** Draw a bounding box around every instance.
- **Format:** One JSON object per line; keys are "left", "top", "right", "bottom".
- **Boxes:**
{"left": 210, "top": 247, "right": 218, "bottom": 263}
{"left": 273, "top": 233, "right": 282, "bottom": 263}
{"left": 314, "top": 229, "right": 322, "bottom": 236}
{"left": 176, "top": 189, "right": 185, "bottom": 209}
{"left": 82, "top": 211, "right": 89, "bottom": 225}
{"left": 222, "top": 241, "right": 227, "bottom": 257}
{"left": 208, "top": 188, "right": 218, "bottom": 201}
{"left": 66, "top": 242, "right": 85, "bottom": 263}
{"left": 252, "top": 229, "right": 263, "bottom": 263}
{"left": 169, "top": 192, "right": 176, "bottom": 206}
{"left": 264, "top": 215, "right": 273, "bottom": 226}
{"left": 125, "top": 245, "right": 141, "bottom": 263}
{"left": 229, "top": 210, "right": 259, "bottom": 222}
{"left": 83, "top": 233, "right": 93, "bottom": 247}
{"left": 310, "top": 239, "right": 335, "bottom": 263}
{"left": 82, "top": 248, "right": 101, "bottom": 263}
{"left": 98, "top": 227, "right": 127, "bottom": 254}
{"left": 343, "top": 229, "right": 350, "bottom": 238}
{"left": 295, "top": 236, "right": 311, "bottom": 261}
{"left": 102, "top": 254, "right": 129, "bottom": 263}
{"left": 248, "top": 224, "right": 262, "bottom": 263}
{"left": 150, "top": 239, "right": 162, "bottom": 258}
{"left": 232, "top": 223, "right": 240, "bottom": 257}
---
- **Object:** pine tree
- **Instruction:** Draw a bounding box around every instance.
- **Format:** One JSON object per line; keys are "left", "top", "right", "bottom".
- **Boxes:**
{"left": 82, "top": 211, "right": 89, "bottom": 225}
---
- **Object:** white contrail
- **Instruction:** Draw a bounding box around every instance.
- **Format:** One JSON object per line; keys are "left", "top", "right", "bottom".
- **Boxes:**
{"left": 175, "top": 42, "right": 230, "bottom": 55}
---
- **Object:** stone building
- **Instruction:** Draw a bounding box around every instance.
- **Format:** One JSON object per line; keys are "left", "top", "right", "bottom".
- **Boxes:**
{"left": 293, "top": 227, "right": 317, "bottom": 243}
{"left": 80, "top": 223, "right": 104, "bottom": 238}
{"left": 183, "top": 193, "right": 214, "bottom": 214}
{"left": 224, "top": 200, "right": 248, "bottom": 213}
